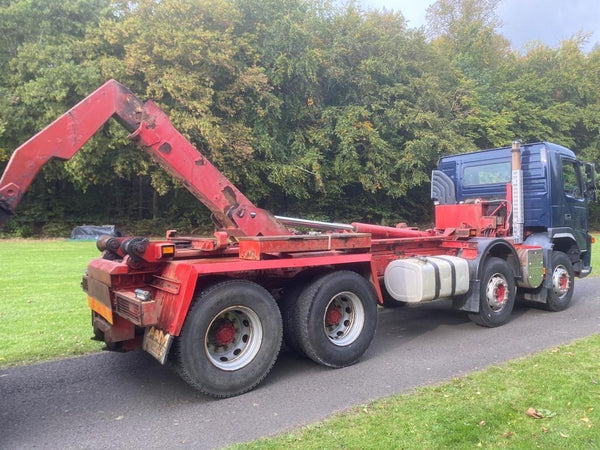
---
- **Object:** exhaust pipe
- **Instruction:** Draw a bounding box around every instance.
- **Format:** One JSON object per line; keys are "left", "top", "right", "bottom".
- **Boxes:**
{"left": 511, "top": 140, "right": 524, "bottom": 244}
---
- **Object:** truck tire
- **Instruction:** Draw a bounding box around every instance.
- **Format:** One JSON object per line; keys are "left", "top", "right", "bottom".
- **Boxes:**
{"left": 177, "top": 280, "right": 282, "bottom": 398}
{"left": 278, "top": 283, "right": 306, "bottom": 357}
{"left": 544, "top": 251, "right": 574, "bottom": 312}
{"left": 293, "top": 271, "right": 378, "bottom": 368}
{"left": 469, "top": 257, "right": 516, "bottom": 328}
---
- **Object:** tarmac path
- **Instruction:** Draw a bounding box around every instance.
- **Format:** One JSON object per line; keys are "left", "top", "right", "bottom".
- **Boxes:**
{"left": 1, "top": 277, "right": 599, "bottom": 449}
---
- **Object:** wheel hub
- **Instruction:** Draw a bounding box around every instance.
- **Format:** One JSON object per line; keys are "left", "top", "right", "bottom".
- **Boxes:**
{"left": 323, "top": 292, "right": 365, "bottom": 347}
{"left": 213, "top": 320, "right": 236, "bottom": 347}
{"left": 552, "top": 265, "right": 571, "bottom": 297}
{"left": 205, "top": 306, "right": 263, "bottom": 371}
{"left": 325, "top": 307, "right": 342, "bottom": 327}
{"left": 486, "top": 274, "right": 509, "bottom": 311}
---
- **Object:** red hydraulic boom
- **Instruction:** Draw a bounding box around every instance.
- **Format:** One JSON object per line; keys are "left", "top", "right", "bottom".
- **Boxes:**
{"left": 0, "top": 80, "right": 288, "bottom": 237}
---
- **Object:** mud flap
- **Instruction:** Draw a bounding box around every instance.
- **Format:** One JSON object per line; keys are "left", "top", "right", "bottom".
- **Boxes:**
{"left": 143, "top": 326, "right": 174, "bottom": 365}
{"left": 452, "top": 280, "right": 481, "bottom": 312}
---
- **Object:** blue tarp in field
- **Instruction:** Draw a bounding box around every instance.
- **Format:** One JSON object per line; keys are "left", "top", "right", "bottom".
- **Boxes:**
{"left": 70, "top": 225, "right": 121, "bottom": 240}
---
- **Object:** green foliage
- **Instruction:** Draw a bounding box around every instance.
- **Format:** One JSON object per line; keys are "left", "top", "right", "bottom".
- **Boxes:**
{"left": 1, "top": 0, "right": 600, "bottom": 232}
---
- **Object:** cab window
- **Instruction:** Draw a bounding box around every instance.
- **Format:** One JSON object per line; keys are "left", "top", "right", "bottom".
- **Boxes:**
{"left": 562, "top": 160, "right": 583, "bottom": 199}
{"left": 462, "top": 162, "right": 511, "bottom": 186}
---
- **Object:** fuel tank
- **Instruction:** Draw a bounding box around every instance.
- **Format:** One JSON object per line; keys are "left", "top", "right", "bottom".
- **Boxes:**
{"left": 384, "top": 255, "right": 470, "bottom": 303}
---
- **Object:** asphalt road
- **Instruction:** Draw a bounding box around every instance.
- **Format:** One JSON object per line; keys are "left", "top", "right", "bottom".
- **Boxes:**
{"left": 2, "top": 277, "right": 599, "bottom": 449}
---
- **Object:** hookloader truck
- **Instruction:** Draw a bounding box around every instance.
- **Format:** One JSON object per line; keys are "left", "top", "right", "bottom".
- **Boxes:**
{"left": 0, "top": 80, "right": 595, "bottom": 397}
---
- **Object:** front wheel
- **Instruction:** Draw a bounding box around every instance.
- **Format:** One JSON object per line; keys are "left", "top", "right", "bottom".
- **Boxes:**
{"left": 469, "top": 257, "right": 516, "bottom": 327}
{"left": 293, "top": 271, "right": 378, "bottom": 368}
{"left": 177, "top": 280, "right": 282, "bottom": 398}
{"left": 544, "top": 251, "right": 575, "bottom": 312}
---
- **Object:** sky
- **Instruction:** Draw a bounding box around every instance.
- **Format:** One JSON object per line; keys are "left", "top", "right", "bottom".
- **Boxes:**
{"left": 359, "top": 0, "right": 600, "bottom": 52}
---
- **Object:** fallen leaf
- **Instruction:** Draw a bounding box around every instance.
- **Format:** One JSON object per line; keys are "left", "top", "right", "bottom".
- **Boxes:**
{"left": 541, "top": 427, "right": 548, "bottom": 433}
{"left": 581, "top": 417, "right": 589, "bottom": 423}
{"left": 502, "top": 431, "right": 514, "bottom": 438}
{"left": 551, "top": 348, "right": 560, "bottom": 353}
{"left": 526, "top": 408, "right": 555, "bottom": 419}
{"left": 478, "top": 420, "right": 486, "bottom": 427}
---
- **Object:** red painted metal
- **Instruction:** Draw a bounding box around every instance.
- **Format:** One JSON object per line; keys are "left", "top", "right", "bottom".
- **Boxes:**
{"left": 435, "top": 203, "right": 498, "bottom": 234}
{"left": 351, "top": 222, "right": 433, "bottom": 238}
{"left": 325, "top": 306, "right": 342, "bottom": 327}
{"left": 214, "top": 321, "right": 236, "bottom": 346}
{"left": 559, "top": 273, "right": 568, "bottom": 291}
{"left": 237, "top": 233, "right": 371, "bottom": 260}
{"left": 94, "top": 251, "right": 375, "bottom": 335}
{"left": 495, "top": 284, "right": 506, "bottom": 302}
{"left": 128, "top": 103, "right": 288, "bottom": 237}
{"left": 0, "top": 80, "right": 140, "bottom": 219}
{"left": 0, "top": 80, "right": 288, "bottom": 237}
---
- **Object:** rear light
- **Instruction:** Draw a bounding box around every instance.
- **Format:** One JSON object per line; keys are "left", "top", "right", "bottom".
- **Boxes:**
{"left": 160, "top": 244, "right": 175, "bottom": 258}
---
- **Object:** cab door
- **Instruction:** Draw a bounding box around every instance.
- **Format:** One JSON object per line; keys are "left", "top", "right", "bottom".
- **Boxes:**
{"left": 560, "top": 157, "right": 588, "bottom": 251}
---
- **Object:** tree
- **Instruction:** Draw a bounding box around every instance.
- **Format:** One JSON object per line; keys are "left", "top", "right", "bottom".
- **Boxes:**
{"left": 2, "top": 0, "right": 599, "bottom": 235}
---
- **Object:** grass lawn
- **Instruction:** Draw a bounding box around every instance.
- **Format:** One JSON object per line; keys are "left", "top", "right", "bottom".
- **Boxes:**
{"left": 592, "top": 233, "right": 600, "bottom": 270}
{"left": 0, "top": 240, "right": 104, "bottom": 366}
{"left": 236, "top": 335, "right": 599, "bottom": 449}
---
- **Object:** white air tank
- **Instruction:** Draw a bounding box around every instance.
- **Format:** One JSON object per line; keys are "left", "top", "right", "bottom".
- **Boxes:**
{"left": 384, "top": 255, "right": 470, "bottom": 303}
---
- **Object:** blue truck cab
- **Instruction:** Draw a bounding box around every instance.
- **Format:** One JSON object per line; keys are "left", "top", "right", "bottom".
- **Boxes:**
{"left": 432, "top": 142, "right": 595, "bottom": 309}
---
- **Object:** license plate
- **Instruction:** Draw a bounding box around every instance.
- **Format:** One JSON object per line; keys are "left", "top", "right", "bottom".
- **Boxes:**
{"left": 143, "top": 326, "right": 174, "bottom": 365}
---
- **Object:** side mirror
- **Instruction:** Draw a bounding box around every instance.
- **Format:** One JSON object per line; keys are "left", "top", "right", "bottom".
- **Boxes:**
{"left": 585, "top": 163, "right": 596, "bottom": 201}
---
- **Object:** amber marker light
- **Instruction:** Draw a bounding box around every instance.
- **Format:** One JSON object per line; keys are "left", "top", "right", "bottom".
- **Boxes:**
{"left": 161, "top": 244, "right": 175, "bottom": 257}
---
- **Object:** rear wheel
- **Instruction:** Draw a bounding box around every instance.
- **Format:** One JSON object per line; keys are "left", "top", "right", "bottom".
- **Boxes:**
{"left": 469, "top": 257, "right": 516, "bottom": 327}
{"left": 278, "top": 283, "right": 307, "bottom": 357}
{"left": 544, "top": 251, "right": 574, "bottom": 312}
{"left": 293, "top": 271, "right": 378, "bottom": 368}
{"left": 177, "top": 280, "right": 282, "bottom": 398}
